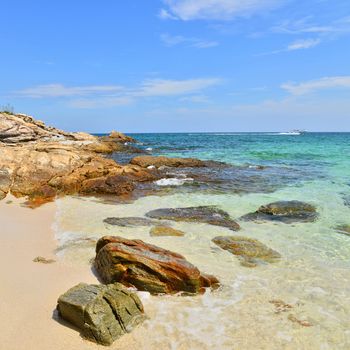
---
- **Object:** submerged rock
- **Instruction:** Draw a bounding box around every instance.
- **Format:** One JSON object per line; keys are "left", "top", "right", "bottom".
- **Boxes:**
{"left": 335, "top": 224, "right": 350, "bottom": 236}
{"left": 57, "top": 282, "right": 145, "bottom": 346}
{"left": 130, "top": 155, "right": 225, "bottom": 168}
{"left": 94, "top": 236, "right": 219, "bottom": 294}
{"left": 146, "top": 206, "right": 240, "bottom": 231}
{"left": 240, "top": 201, "right": 318, "bottom": 223}
{"left": 212, "top": 236, "right": 281, "bottom": 267}
{"left": 150, "top": 226, "right": 185, "bottom": 237}
{"left": 104, "top": 217, "right": 159, "bottom": 227}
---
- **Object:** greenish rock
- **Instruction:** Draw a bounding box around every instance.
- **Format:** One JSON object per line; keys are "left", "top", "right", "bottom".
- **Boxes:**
{"left": 103, "top": 217, "right": 159, "bottom": 227}
{"left": 212, "top": 236, "right": 281, "bottom": 267}
{"left": 240, "top": 200, "right": 318, "bottom": 224}
{"left": 150, "top": 226, "right": 185, "bottom": 237}
{"left": 57, "top": 283, "right": 146, "bottom": 346}
{"left": 145, "top": 206, "right": 240, "bottom": 231}
{"left": 335, "top": 224, "right": 350, "bottom": 236}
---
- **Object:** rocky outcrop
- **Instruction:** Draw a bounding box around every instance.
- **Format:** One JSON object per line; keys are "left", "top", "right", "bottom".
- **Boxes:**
{"left": 0, "top": 112, "right": 92, "bottom": 143}
{"left": 104, "top": 217, "right": 160, "bottom": 227}
{"left": 0, "top": 112, "right": 158, "bottom": 202}
{"left": 57, "top": 283, "right": 145, "bottom": 346}
{"left": 145, "top": 206, "right": 240, "bottom": 231}
{"left": 100, "top": 130, "right": 136, "bottom": 144}
{"left": 212, "top": 236, "right": 281, "bottom": 267}
{"left": 0, "top": 141, "right": 156, "bottom": 201}
{"left": 94, "top": 236, "right": 219, "bottom": 294}
{"left": 240, "top": 201, "right": 318, "bottom": 224}
{"left": 150, "top": 226, "right": 185, "bottom": 237}
{"left": 130, "top": 155, "right": 225, "bottom": 168}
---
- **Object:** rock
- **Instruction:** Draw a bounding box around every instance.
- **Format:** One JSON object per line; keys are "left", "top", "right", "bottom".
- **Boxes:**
{"left": 335, "top": 224, "right": 350, "bottom": 236}
{"left": 150, "top": 226, "right": 185, "bottom": 237}
{"left": 130, "top": 156, "right": 225, "bottom": 168}
{"left": 240, "top": 201, "right": 318, "bottom": 223}
{"left": 212, "top": 236, "right": 281, "bottom": 267}
{"left": 102, "top": 130, "right": 136, "bottom": 143}
{"left": 0, "top": 142, "right": 156, "bottom": 201}
{"left": 0, "top": 169, "right": 11, "bottom": 199}
{"left": 57, "top": 283, "right": 145, "bottom": 346}
{"left": 104, "top": 217, "right": 159, "bottom": 227}
{"left": 94, "top": 236, "right": 219, "bottom": 294}
{"left": 33, "top": 256, "right": 56, "bottom": 264}
{"left": 146, "top": 206, "right": 240, "bottom": 231}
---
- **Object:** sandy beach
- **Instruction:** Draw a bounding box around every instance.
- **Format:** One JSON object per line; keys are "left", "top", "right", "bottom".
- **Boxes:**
{"left": 0, "top": 197, "right": 140, "bottom": 350}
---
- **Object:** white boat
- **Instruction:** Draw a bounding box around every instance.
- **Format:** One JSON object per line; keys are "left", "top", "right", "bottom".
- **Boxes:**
{"left": 279, "top": 130, "right": 306, "bottom": 135}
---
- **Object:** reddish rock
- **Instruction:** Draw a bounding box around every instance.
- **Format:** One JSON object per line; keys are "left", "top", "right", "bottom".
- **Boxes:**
{"left": 95, "top": 236, "right": 219, "bottom": 295}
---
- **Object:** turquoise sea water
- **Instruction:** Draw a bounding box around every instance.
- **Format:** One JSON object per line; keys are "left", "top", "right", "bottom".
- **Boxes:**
{"left": 55, "top": 133, "right": 350, "bottom": 349}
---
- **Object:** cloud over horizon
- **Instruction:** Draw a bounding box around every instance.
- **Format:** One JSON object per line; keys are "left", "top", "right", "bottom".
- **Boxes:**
{"left": 160, "top": 0, "right": 282, "bottom": 21}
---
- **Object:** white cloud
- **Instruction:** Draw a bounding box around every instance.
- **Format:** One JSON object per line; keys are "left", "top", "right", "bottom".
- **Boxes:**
{"left": 161, "top": 0, "right": 281, "bottom": 21}
{"left": 160, "top": 33, "right": 218, "bottom": 48}
{"left": 16, "top": 78, "right": 221, "bottom": 108}
{"left": 135, "top": 78, "right": 221, "bottom": 97}
{"left": 281, "top": 76, "right": 350, "bottom": 95}
{"left": 287, "top": 38, "right": 321, "bottom": 51}
{"left": 272, "top": 16, "right": 350, "bottom": 35}
{"left": 16, "top": 84, "right": 123, "bottom": 98}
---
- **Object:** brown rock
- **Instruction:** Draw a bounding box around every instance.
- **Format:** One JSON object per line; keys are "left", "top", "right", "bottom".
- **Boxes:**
{"left": 150, "top": 226, "right": 185, "bottom": 237}
{"left": 130, "top": 155, "right": 207, "bottom": 168}
{"left": 94, "top": 236, "right": 219, "bottom": 294}
{"left": 212, "top": 236, "right": 281, "bottom": 267}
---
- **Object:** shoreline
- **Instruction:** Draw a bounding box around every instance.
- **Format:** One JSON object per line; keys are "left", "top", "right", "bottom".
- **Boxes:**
{"left": 0, "top": 196, "right": 141, "bottom": 350}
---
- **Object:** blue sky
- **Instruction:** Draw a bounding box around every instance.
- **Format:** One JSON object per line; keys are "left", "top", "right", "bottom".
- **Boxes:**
{"left": 1, "top": 0, "right": 350, "bottom": 132}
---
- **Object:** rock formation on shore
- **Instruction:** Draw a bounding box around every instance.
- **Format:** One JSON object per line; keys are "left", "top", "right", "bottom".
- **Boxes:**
{"left": 0, "top": 112, "right": 157, "bottom": 202}
{"left": 57, "top": 282, "right": 146, "bottom": 345}
{"left": 94, "top": 236, "right": 219, "bottom": 294}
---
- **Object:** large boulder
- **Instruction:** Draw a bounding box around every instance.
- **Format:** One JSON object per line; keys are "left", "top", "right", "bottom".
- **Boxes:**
{"left": 145, "top": 206, "right": 240, "bottom": 231}
{"left": 101, "top": 130, "right": 136, "bottom": 143}
{"left": 240, "top": 201, "right": 318, "bottom": 223}
{"left": 212, "top": 236, "right": 281, "bottom": 267}
{"left": 94, "top": 236, "right": 219, "bottom": 294}
{"left": 57, "top": 283, "right": 145, "bottom": 346}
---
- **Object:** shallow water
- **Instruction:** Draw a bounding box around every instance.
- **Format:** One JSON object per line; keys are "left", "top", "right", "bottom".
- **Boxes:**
{"left": 54, "top": 133, "right": 350, "bottom": 349}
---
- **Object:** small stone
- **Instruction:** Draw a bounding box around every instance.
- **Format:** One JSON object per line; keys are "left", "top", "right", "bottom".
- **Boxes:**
{"left": 33, "top": 256, "right": 56, "bottom": 264}
{"left": 150, "top": 226, "right": 185, "bottom": 237}
{"left": 288, "top": 314, "right": 313, "bottom": 327}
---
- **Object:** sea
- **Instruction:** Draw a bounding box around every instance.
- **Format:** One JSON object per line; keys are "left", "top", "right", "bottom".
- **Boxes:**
{"left": 53, "top": 132, "right": 350, "bottom": 349}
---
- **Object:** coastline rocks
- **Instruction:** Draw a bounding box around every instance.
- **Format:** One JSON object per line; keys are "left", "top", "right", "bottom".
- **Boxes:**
{"left": 57, "top": 283, "right": 145, "bottom": 346}
{"left": 212, "top": 236, "right": 281, "bottom": 267}
{"left": 240, "top": 201, "right": 318, "bottom": 224}
{"left": 94, "top": 236, "right": 219, "bottom": 294}
{"left": 145, "top": 206, "right": 240, "bottom": 231}
{"left": 130, "top": 155, "right": 225, "bottom": 169}
{"left": 0, "top": 112, "right": 72, "bottom": 143}
{"left": 104, "top": 217, "right": 159, "bottom": 227}
{"left": 150, "top": 226, "right": 185, "bottom": 237}
{"left": 0, "top": 142, "right": 156, "bottom": 200}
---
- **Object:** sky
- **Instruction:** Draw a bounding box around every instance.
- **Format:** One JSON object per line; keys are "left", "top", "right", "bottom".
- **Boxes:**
{"left": 1, "top": 0, "right": 350, "bottom": 132}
